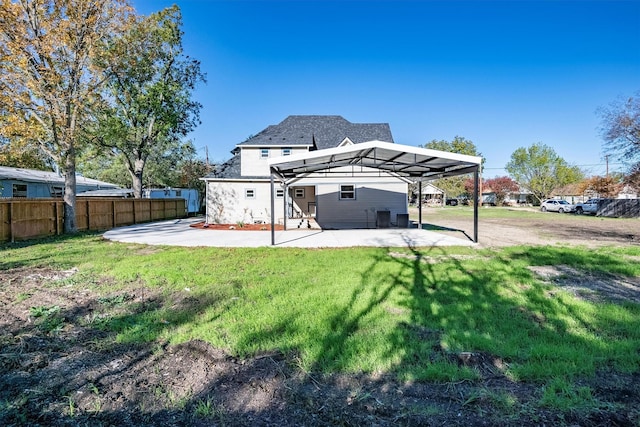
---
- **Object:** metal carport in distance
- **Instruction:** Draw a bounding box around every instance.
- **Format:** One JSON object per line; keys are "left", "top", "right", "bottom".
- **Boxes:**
{"left": 267, "top": 140, "right": 483, "bottom": 245}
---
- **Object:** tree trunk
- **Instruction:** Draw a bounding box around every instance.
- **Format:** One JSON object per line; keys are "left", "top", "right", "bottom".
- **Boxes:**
{"left": 63, "top": 150, "right": 78, "bottom": 233}
{"left": 131, "top": 158, "right": 145, "bottom": 198}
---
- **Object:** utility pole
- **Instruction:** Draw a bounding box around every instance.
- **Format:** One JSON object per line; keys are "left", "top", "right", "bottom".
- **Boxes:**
{"left": 605, "top": 155, "right": 609, "bottom": 178}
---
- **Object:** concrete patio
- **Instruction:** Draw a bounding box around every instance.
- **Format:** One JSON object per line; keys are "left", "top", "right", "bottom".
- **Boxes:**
{"left": 103, "top": 218, "right": 476, "bottom": 248}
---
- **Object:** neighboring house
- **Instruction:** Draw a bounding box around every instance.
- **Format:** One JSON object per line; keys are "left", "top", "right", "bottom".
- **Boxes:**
{"left": 551, "top": 183, "right": 584, "bottom": 204}
{"left": 0, "top": 166, "right": 119, "bottom": 198}
{"left": 551, "top": 182, "right": 639, "bottom": 202}
{"left": 617, "top": 185, "right": 638, "bottom": 199}
{"left": 202, "top": 115, "right": 410, "bottom": 228}
{"left": 412, "top": 183, "right": 444, "bottom": 205}
{"left": 142, "top": 188, "right": 201, "bottom": 215}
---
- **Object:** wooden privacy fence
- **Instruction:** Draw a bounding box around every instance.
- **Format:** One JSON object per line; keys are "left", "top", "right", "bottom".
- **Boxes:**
{"left": 0, "top": 198, "right": 186, "bottom": 243}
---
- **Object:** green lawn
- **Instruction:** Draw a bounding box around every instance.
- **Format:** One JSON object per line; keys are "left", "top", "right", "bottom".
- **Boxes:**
{"left": 4, "top": 233, "right": 639, "bottom": 390}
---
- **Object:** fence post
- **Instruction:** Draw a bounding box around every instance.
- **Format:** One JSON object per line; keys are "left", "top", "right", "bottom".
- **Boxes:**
{"left": 9, "top": 200, "right": 14, "bottom": 243}
{"left": 112, "top": 200, "right": 117, "bottom": 228}
{"left": 86, "top": 199, "right": 91, "bottom": 230}
{"left": 54, "top": 201, "right": 59, "bottom": 235}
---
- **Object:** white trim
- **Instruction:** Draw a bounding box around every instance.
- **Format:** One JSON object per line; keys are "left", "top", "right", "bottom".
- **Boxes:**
{"left": 339, "top": 137, "right": 354, "bottom": 146}
{"left": 239, "top": 143, "right": 313, "bottom": 148}
{"left": 339, "top": 184, "right": 356, "bottom": 200}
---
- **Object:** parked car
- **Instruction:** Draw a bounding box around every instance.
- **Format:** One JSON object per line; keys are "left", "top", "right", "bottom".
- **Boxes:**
{"left": 540, "top": 199, "right": 575, "bottom": 213}
{"left": 574, "top": 199, "right": 600, "bottom": 215}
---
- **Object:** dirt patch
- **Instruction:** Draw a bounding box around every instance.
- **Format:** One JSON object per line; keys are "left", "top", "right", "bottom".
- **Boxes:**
{"left": 420, "top": 207, "right": 640, "bottom": 248}
{"left": 528, "top": 265, "right": 640, "bottom": 304}
{"left": 2, "top": 258, "right": 639, "bottom": 426}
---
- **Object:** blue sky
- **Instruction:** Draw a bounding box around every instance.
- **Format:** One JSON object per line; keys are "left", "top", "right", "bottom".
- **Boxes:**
{"left": 132, "top": 0, "right": 640, "bottom": 178}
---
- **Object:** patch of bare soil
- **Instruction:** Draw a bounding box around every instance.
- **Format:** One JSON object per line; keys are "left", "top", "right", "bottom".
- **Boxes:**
{"left": 528, "top": 265, "right": 640, "bottom": 304}
{"left": 1, "top": 265, "right": 639, "bottom": 426}
{"left": 421, "top": 207, "right": 640, "bottom": 248}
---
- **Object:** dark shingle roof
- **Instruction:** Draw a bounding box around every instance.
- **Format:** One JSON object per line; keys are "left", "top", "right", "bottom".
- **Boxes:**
{"left": 203, "top": 154, "right": 242, "bottom": 179}
{"left": 204, "top": 115, "right": 394, "bottom": 180}
{"left": 237, "top": 115, "right": 394, "bottom": 150}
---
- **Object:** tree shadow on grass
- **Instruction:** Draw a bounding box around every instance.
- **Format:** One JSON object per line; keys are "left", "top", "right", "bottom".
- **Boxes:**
{"left": 2, "top": 245, "right": 639, "bottom": 426}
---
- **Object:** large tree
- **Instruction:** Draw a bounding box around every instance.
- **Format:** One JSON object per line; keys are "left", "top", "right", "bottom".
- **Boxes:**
{"left": 577, "top": 175, "right": 622, "bottom": 199}
{"left": 599, "top": 91, "right": 640, "bottom": 164}
{"left": 93, "top": 5, "right": 205, "bottom": 198}
{"left": 598, "top": 91, "right": 640, "bottom": 188}
{"left": 505, "top": 143, "right": 583, "bottom": 203}
{"left": 0, "top": 0, "right": 130, "bottom": 232}
{"left": 421, "top": 136, "right": 484, "bottom": 199}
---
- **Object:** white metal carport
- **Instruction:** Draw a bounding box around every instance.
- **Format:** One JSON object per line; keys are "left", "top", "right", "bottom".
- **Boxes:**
{"left": 268, "top": 140, "right": 482, "bottom": 246}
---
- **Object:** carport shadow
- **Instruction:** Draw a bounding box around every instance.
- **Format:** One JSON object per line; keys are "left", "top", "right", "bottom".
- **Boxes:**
{"left": 419, "top": 222, "right": 474, "bottom": 242}
{"left": 273, "top": 230, "right": 325, "bottom": 246}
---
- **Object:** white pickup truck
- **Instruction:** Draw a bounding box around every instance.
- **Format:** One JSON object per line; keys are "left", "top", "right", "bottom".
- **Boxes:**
{"left": 574, "top": 199, "right": 600, "bottom": 215}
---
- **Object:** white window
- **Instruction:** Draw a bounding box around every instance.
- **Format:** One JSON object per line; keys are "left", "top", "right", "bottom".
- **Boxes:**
{"left": 294, "top": 188, "right": 305, "bottom": 199}
{"left": 245, "top": 189, "right": 255, "bottom": 199}
{"left": 276, "top": 189, "right": 284, "bottom": 198}
{"left": 260, "top": 148, "right": 269, "bottom": 158}
{"left": 339, "top": 185, "right": 355, "bottom": 200}
{"left": 282, "top": 147, "right": 292, "bottom": 156}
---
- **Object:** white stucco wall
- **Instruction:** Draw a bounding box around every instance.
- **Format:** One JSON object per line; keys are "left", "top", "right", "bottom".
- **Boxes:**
{"left": 206, "top": 180, "right": 286, "bottom": 224}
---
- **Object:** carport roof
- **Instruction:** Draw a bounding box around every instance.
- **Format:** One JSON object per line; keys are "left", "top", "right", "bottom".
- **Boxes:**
{"left": 268, "top": 140, "right": 482, "bottom": 180}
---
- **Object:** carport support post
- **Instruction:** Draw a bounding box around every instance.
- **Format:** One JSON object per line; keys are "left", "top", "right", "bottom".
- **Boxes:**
{"left": 418, "top": 180, "right": 423, "bottom": 229}
{"left": 270, "top": 172, "right": 276, "bottom": 246}
{"left": 473, "top": 167, "right": 479, "bottom": 243}
{"left": 283, "top": 183, "right": 288, "bottom": 230}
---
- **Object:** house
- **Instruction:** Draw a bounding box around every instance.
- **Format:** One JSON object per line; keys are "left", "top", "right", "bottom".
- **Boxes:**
{"left": 412, "top": 183, "right": 444, "bottom": 205}
{"left": 142, "top": 188, "right": 201, "bottom": 215}
{"left": 202, "top": 115, "right": 409, "bottom": 228}
{"left": 0, "top": 166, "right": 119, "bottom": 198}
{"left": 203, "top": 115, "right": 483, "bottom": 234}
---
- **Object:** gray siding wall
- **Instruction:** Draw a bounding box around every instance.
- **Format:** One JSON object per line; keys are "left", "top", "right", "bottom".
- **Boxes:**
{"left": 315, "top": 181, "right": 408, "bottom": 229}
